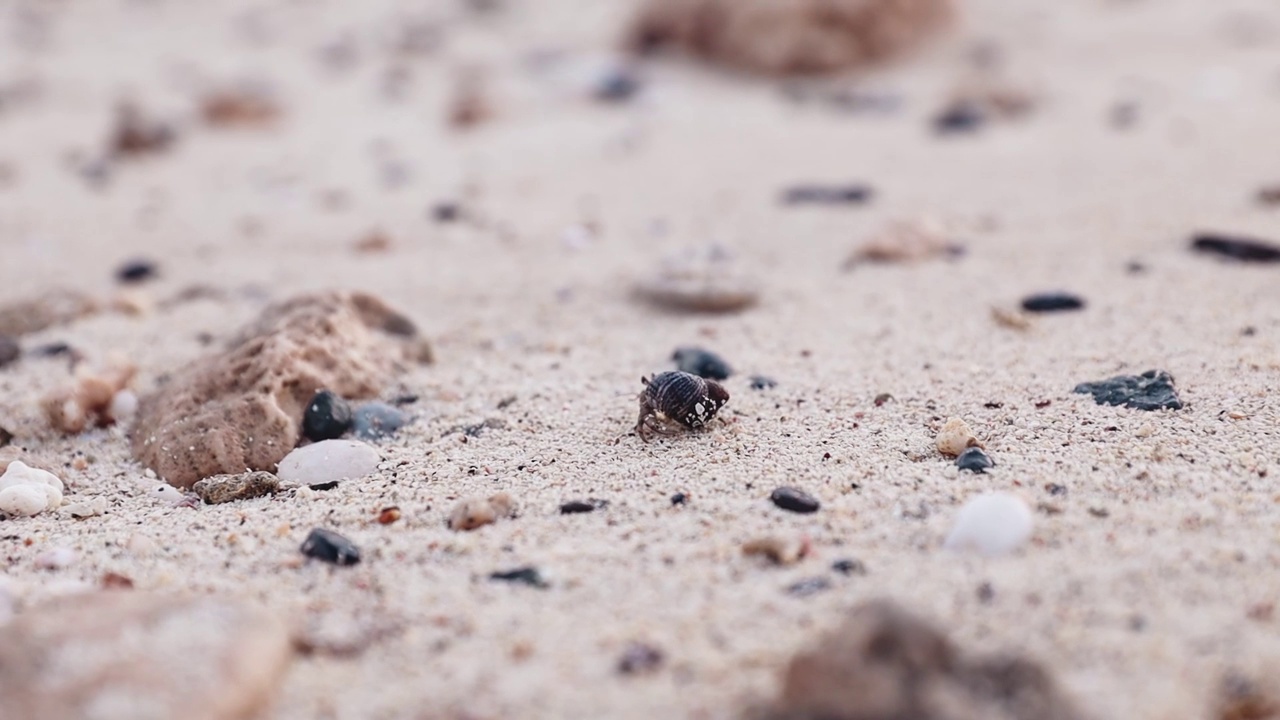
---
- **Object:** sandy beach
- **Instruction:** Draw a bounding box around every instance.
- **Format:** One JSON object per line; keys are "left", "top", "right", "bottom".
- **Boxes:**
{"left": 2, "top": 0, "right": 1279, "bottom": 718}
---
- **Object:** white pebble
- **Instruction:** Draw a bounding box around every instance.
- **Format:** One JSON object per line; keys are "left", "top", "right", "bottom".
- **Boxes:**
{"left": 0, "top": 485, "right": 49, "bottom": 516}
{"left": 64, "top": 497, "right": 108, "bottom": 518}
{"left": 109, "top": 389, "right": 139, "bottom": 422}
{"left": 34, "top": 546, "right": 78, "bottom": 570}
{"left": 277, "top": 439, "right": 380, "bottom": 485}
{"left": 0, "top": 460, "right": 64, "bottom": 494}
{"left": 944, "top": 492, "right": 1033, "bottom": 557}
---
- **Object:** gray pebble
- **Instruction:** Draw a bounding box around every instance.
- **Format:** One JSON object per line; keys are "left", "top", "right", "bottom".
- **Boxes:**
{"left": 353, "top": 402, "right": 409, "bottom": 440}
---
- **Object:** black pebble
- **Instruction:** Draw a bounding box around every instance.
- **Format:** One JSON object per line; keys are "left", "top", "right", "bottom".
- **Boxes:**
{"left": 670, "top": 492, "right": 688, "bottom": 506}
{"left": 300, "top": 528, "right": 360, "bottom": 566}
{"left": 594, "top": 68, "right": 641, "bottom": 102}
{"left": 115, "top": 258, "right": 158, "bottom": 283}
{"left": 490, "top": 566, "right": 549, "bottom": 588}
{"left": 831, "top": 558, "right": 867, "bottom": 576}
{"left": 770, "top": 486, "right": 820, "bottom": 514}
{"left": 933, "top": 101, "right": 985, "bottom": 134}
{"left": 431, "top": 202, "right": 461, "bottom": 222}
{"left": 1191, "top": 233, "right": 1280, "bottom": 263}
{"left": 0, "top": 334, "right": 19, "bottom": 369}
{"left": 672, "top": 346, "right": 732, "bottom": 380}
{"left": 617, "top": 642, "right": 664, "bottom": 674}
{"left": 302, "top": 390, "right": 352, "bottom": 441}
{"left": 749, "top": 375, "right": 777, "bottom": 390}
{"left": 956, "top": 447, "right": 995, "bottom": 473}
{"left": 308, "top": 480, "right": 340, "bottom": 491}
{"left": 559, "top": 499, "right": 607, "bottom": 514}
{"left": 781, "top": 184, "right": 873, "bottom": 206}
{"left": 34, "top": 342, "right": 72, "bottom": 357}
{"left": 1073, "top": 369, "right": 1183, "bottom": 411}
{"left": 1021, "top": 292, "right": 1085, "bottom": 313}
{"left": 391, "top": 394, "right": 419, "bottom": 406}
{"left": 786, "top": 577, "right": 832, "bottom": 597}
{"left": 0, "top": 424, "right": 13, "bottom": 447}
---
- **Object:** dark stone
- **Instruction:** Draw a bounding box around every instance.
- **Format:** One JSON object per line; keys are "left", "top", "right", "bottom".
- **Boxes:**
{"left": 977, "top": 582, "right": 995, "bottom": 604}
{"left": 308, "top": 481, "right": 340, "bottom": 491}
{"left": 115, "top": 258, "right": 158, "bottom": 284}
{"left": 391, "top": 394, "right": 419, "bottom": 406}
{"left": 559, "top": 499, "right": 607, "bottom": 514}
{"left": 352, "top": 402, "right": 408, "bottom": 440}
{"left": 617, "top": 642, "right": 664, "bottom": 674}
{"left": 956, "top": 447, "right": 995, "bottom": 473}
{"left": 933, "top": 101, "right": 985, "bottom": 134}
{"left": 431, "top": 202, "right": 461, "bottom": 222}
{"left": 874, "top": 392, "right": 893, "bottom": 407}
{"left": 0, "top": 424, "right": 12, "bottom": 447}
{"left": 1020, "top": 292, "right": 1085, "bottom": 313}
{"left": 831, "top": 558, "right": 867, "bottom": 576}
{"left": 0, "top": 334, "right": 18, "bottom": 368}
{"left": 1073, "top": 369, "right": 1183, "bottom": 411}
{"left": 302, "top": 390, "right": 352, "bottom": 442}
{"left": 300, "top": 528, "right": 360, "bottom": 566}
{"left": 781, "top": 184, "right": 873, "bottom": 206}
{"left": 670, "top": 492, "right": 687, "bottom": 506}
{"left": 489, "top": 566, "right": 549, "bottom": 588}
{"left": 770, "top": 486, "right": 820, "bottom": 514}
{"left": 1044, "top": 483, "right": 1067, "bottom": 496}
{"left": 594, "top": 68, "right": 641, "bottom": 102}
{"left": 749, "top": 375, "right": 777, "bottom": 390}
{"left": 1191, "top": 233, "right": 1280, "bottom": 263}
{"left": 671, "top": 346, "right": 732, "bottom": 380}
{"left": 34, "top": 342, "right": 72, "bottom": 357}
{"left": 787, "top": 577, "right": 833, "bottom": 597}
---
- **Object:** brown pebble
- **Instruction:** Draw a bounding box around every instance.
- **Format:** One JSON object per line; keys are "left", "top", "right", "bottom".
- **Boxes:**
{"left": 991, "top": 306, "right": 1033, "bottom": 331}
{"left": 0, "top": 288, "right": 98, "bottom": 337}
{"left": 201, "top": 88, "right": 280, "bottom": 128}
{"left": 111, "top": 103, "right": 175, "bottom": 158}
{"left": 377, "top": 506, "right": 402, "bottom": 525}
{"left": 101, "top": 572, "right": 135, "bottom": 590}
{"left": 743, "top": 535, "right": 810, "bottom": 566}
{"left": 844, "top": 219, "right": 963, "bottom": 269}
{"left": 448, "top": 492, "right": 516, "bottom": 531}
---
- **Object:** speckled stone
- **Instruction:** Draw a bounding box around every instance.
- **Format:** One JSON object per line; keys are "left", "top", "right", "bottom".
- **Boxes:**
{"left": 1073, "top": 369, "right": 1183, "bottom": 411}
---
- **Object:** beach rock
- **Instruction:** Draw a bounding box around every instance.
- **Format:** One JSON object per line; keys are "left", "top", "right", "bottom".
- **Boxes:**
{"left": 116, "top": 258, "right": 158, "bottom": 283}
{"left": 955, "top": 447, "right": 995, "bottom": 473}
{"left": 43, "top": 361, "right": 138, "bottom": 434}
{"left": 770, "top": 486, "right": 821, "bottom": 514}
{"left": 634, "top": 244, "right": 760, "bottom": 314}
{"left": 131, "top": 292, "right": 423, "bottom": 488}
{"left": 844, "top": 218, "right": 962, "bottom": 268}
{"left": 0, "top": 461, "right": 64, "bottom": 516}
{"left": 627, "top": 0, "right": 955, "bottom": 76}
{"left": 192, "top": 471, "right": 281, "bottom": 505}
{"left": 0, "top": 484, "right": 50, "bottom": 516}
{"left": 0, "top": 334, "right": 18, "bottom": 368}
{"left": 300, "top": 528, "right": 361, "bottom": 566}
{"left": 944, "top": 492, "right": 1033, "bottom": 557}
{"left": 276, "top": 440, "right": 380, "bottom": 486}
{"left": 449, "top": 492, "right": 516, "bottom": 531}
{"left": 617, "top": 642, "right": 665, "bottom": 674}
{"left": 559, "top": 498, "right": 608, "bottom": 514}
{"left": 769, "top": 599, "right": 1084, "bottom": 720}
{"left": 831, "top": 558, "right": 867, "bottom": 575}
{"left": 1073, "top": 369, "right": 1183, "bottom": 411}
{"left": 1020, "top": 292, "right": 1085, "bottom": 313}
{"left": 0, "top": 288, "right": 98, "bottom": 337}
{"left": 0, "top": 591, "right": 291, "bottom": 720}
{"left": 352, "top": 402, "right": 409, "bottom": 440}
{"left": 935, "top": 417, "right": 980, "bottom": 457}
{"left": 749, "top": 375, "right": 778, "bottom": 390}
{"left": 302, "top": 390, "right": 352, "bottom": 442}
{"left": 1192, "top": 233, "right": 1280, "bottom": 263}
{"left": 489, "top": 566, "right": 549, "bottom": 588}
{"left": 672, "top": 346, "right": 733, "bottom": 380}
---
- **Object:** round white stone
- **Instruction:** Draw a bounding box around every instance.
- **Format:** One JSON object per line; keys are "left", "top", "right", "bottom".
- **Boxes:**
{"left": 0, "top": 460, "right": 64, "bottom": 494}
{"left": 276, "top": 439, "right": 380, "bottom": 485}
{"left": 943, "top": 492, "right": 1033, "bottom": 557}
{"left": 0, "top": 484, "right": 49, "bottom": 516}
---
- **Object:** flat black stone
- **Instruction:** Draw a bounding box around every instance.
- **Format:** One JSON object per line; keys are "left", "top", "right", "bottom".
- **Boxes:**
{"left": 1191, "top": 233, "right": 1280, "bottom": 263}
{"left": 671, "top": 346, "right": 732, "bottom": 380}
{"left": 770, "top": 486, "right": 820, "bottom": 514}
{"left": 749, "top": 375, "right": 777, "bottom": 390}
{"left": 956, "top": 447, "right": 995, "bottom": 473}
{"left": 1021, "top": 292, "right": 1085, "bottom": 313}
{"left": 300, "top": 528, "right": 360, "bottom": 566}
{"left": 670, "top": 492, "right": 687, "bottom": 506}
{"left": 781, "top": 184, "right": 873, "bottom": 206}
{"left": 786, "top": 577, "right": 833, "bottom": 597}
{"left": 831, "top": 558, "right": 867, "bottom": 576}
{"left": 302, "top": 390, "right": 352, "bottom": 442}
{"left": 0, "top": 334, "right": 18, "bottom": 369}
{"left": 116, "top": 258, "right": 158, "bottom": 283}
{"left": 1073, "top": 369, "right": 1183, "bottom": 411}
{"left": 559, "top": 499, "right": 607, "bottom": 514}
{"left": 308, "top": 481, "right": 340, "bottom": 491}
{"left": 490, "top": 566, "right": 549, "bottom": 588}
{"left": 933, "top": 101, "right": 985, "bottom": 134}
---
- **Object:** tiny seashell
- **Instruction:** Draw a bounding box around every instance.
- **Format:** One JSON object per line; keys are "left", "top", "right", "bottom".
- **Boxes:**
{"left": 635, "top": 371, "right": 730, "bottom": 441}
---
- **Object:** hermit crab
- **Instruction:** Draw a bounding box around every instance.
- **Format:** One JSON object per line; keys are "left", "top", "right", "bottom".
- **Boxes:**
{"left": 635, "top": 371, "right": 729, "bottom": 441}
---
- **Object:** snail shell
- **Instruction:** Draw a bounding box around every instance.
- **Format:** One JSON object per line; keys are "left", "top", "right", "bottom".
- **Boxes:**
{"left": 637, "top": 371, "right": 730, "bottom": 439}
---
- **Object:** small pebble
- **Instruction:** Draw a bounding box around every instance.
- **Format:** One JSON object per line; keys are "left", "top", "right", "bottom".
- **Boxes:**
{"left": 670, "top": 492, "right": 687, "bottom": 506}
{"left": 933, "top": 101, "right": 985, "bottom": 134}
{"left": 300, "top": 528, "right": 361, "bottom": 566}
{"left": 955, "top": 447, "right": 995, "bottom": 473}
{"left": 108, "top": 390, "right": 138, "bottom": 423}
{"left": 617, "top": 642, "right": 664, "bottom": 674}
{"left": 192, "top": 471, "right": 280, "bottom": 505}
{"left": 786, "top": 577, "right": 832, "bottom": 597}
{"left": 831, "top": 558, "right": 867, "bottom": 576}
{"left": 935, "top": 417, "right": 980, "bottom": 457}
{"left": 742, "top": 536, "right": 809, "bottom": 566}
{"left": 449, "top": 492, "right": 516, "bottom": 531}
{"left": 1191, "top": 233, "right": 1280, "bottom": 263}
{"left": 0, "top": 334, "right": 18, "bottom": 368}
{"left": 671, "top": 346, "right": 732, "bottom": 380}
{"left": 303, "top": 390, "right": 353, "bottom": 442}
{"left": 749, "top": 375, "right": 777, "bottom": 390}
{"left": 431, "top": 202, "right": 461, "bottom": 222}
{"left": 781, "top": 184, "right": 873, "bottom": 206}
{"left": 352, "top": 402, "right": 408, "bottom": 440}
{"left": 376, "top": 506, "right": 401, "bottom": 524}
{"left": 1021, "top": 292, "right": 1085, "bottom": 313}
{"left": 277, "top": 440, "right": 380, "bottom": 485}
{"left": 559, "top": 499, "right": 607, "bottom": 514}
{"left": 770, "top": 486, "right": 820, "bottom": 514}
{"left": 944, "top": 492, "right": 1034, "bottom": 557}
{"left": 594, "top": 66, "right": 641, "bottom": 102}
{"left": 490, "top": 566, "right": 548, "bottom": 588}
{"left": 115, "top": 259, "right": 158, "bottom": 284}
{"left": 34, "top": 547, "right": 78, "bottom": 570}
{"left": 1073, "top": 369, "right": 1183, "bottom": 411}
